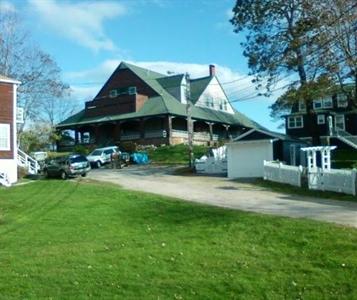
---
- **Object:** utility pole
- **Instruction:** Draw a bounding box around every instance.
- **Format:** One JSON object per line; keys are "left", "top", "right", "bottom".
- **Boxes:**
{"left": 185, "top": 73, "right": 194, "bottom": 168}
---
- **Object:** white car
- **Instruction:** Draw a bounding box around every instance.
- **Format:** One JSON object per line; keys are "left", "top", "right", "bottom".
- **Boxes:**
{"left": 87, "top": 146, "right": 119, "bottom": 168}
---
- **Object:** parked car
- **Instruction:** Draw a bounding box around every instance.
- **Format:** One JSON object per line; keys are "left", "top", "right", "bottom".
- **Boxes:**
{"left": 86, "top": 146, "right": 119, "bottom": 168}
{"left": 43, "top": 154, "right": 91, "bottom": 179}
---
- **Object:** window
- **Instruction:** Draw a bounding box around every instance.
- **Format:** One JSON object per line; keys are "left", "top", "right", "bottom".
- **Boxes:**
{"left": 0, "top": 124, "right": 10, "bottom": 151}
{"left": 335, "top": 115, "right": 345, "bottom": 130}
{"left": 313, "top": 97, "right": 333, "bottom": 109}
{"left": 205, "top": 96, "right": 214, "bottom": 108}
{"left": 298, "top": 101, "right": 306, "bottom": 111}
{"left": 337, "top": 94, "right": 348, "bottom": 108}
{"left": 109, "top": 90, "right": 117, "bottom": 98}
{"left": 323, "top": 97, "right": 333, "bottom": 108}
{"left": 288, "top": 116, "right": 303, "bottom": 129}
{"left": 128, "top": 86, "right": 137, "bottom": 95}
{"left": 317, "top": 114, "right": 325, "bottom": 125}
{"left": 313, "top": 99, "right": 322, "bottom": 109}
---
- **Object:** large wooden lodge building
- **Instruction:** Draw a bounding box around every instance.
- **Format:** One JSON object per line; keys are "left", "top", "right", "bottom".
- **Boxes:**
{"left": 57, "top": 62, "right": 262, "bottom": 149}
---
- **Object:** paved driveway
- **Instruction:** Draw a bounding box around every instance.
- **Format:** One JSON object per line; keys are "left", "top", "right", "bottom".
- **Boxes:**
{"left": 88, "top": 165, "right": 357, "bottom": 228}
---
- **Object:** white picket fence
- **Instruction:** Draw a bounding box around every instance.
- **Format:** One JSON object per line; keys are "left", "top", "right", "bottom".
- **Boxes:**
{"left": 308, "top": 169, "right": 357, "bottom": 196}
{"left": 263, "top": 161, "right": 304, "bottom": 187}
{"left": 0, "top": 171, "right": 11, "bottom": 187}
{"left": 264, "top": 161, "right": 357, "bottom": 195}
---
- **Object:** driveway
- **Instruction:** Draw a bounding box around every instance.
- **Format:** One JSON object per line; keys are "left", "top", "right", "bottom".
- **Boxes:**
{"left": 88, "top": 165, "right": 357, "bottom": 228}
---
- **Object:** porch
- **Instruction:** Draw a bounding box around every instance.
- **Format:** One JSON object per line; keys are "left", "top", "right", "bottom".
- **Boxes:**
{"left": 57, "top": 115, "right": 245, "bottom": 150}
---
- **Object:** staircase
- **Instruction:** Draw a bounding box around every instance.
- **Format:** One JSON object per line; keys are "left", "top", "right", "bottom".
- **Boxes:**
{"left": 17, "top": 149, "right": 40, "bottom": 175}
{"left": 333, "top": 129, "right": 357, "bottom": 150}
{"left": 0, "top": 171, "right": 11, "bottom": 187}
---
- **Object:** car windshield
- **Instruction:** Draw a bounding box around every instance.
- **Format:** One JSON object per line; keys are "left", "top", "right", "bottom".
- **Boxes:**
{"left": 69, "top": 156, "right": 87, "bottom": 163}
{"left": 90, "top": 150, "right": 103, "bottom": 156}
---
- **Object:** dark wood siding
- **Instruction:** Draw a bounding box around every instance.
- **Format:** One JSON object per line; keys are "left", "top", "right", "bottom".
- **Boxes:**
{"left": 84, "top": 67, "right": 156, "bottom": 118}
{"left": 0, "top": 82, "right": 14, "bottom": 159}
{"left": 84, "top": 94, "right": 149, "bottom": 118}
{"left": 95, "top": 68, "right": 158, "bottom": 99}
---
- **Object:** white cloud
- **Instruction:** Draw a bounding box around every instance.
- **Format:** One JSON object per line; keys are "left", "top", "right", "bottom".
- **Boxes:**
{"left": 0, "top": 0, "right": 16, "bottom": 12}
{"left": 28, "top": 0, "right": 126, "bottom": 52}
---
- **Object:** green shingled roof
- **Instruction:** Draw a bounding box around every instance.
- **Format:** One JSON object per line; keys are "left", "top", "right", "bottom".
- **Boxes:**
{"left": 58, "top": 62, "right": 264, "bottom": 130}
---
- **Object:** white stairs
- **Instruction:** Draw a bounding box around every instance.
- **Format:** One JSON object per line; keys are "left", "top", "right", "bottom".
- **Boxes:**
{"left": 17, "top": 149, "right": 40, "bottom": 175}
{"left": 333, "top": 129, "right": 357, "bottom": 150}
{"left": 0, "top": 171, "right": 11, "bottom": 187}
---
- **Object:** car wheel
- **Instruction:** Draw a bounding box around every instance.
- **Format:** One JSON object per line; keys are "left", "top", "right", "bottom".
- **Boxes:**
{"left": 81, "top": 173, "right": 87, "bottom": 177}
{"left": 96, "top": 161, "right": 101, "bottom": 168}
{"left": 43, "top": 169, "right": 49, "bottom": 179}
{"left": 60, "top": 170, "right": 67, "bottom": 180}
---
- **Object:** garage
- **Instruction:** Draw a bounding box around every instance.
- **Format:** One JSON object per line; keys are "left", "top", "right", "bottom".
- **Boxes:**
{"left": 227, "top": 129, "right": 308, "bottom": 179}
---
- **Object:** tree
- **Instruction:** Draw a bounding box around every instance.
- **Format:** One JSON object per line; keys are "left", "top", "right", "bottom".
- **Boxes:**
{"left": 19, "top": 123, "right": 61, "bottom": 153}
{"left": 0, "top": 11, "right": 72, "bottom": 130}
{"left": 315, "top": 0, "right": 357, "bottom": 102}
{"left": 230, "top": 0, "right": 355, "bottom": 143}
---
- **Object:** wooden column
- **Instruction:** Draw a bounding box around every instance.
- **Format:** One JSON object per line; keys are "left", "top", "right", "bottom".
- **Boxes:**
{"left": 113, "top": 122, "right": 121, "bottom": 143}
{"left": 74, "top": 128, "right": 80, "bottom": 145}
{"left": 209, "top": 123, "right": 213, "bottom": 142}
{"left": 140, "top": 118, "right": 145, "bottom": 139}
{"left": 94, "top": 125, "right": 100, "bottom": 144}
{"left": 224, "top": 124, "right": 230, "bottom": 140}
{"left": 165, "top": 116, "right": 172, "bottom": 144}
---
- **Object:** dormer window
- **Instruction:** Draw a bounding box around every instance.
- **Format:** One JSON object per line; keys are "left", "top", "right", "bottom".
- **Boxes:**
{"left": 298, "top": 101, "right": 306, "bottom": 111}
{"left": 337, "top": 94, "right": 348, "bottom": 108}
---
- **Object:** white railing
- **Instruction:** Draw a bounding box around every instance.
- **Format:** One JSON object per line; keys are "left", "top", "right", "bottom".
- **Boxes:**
{"left": 121, "top": 133, "right": 141, "bottom": 141}
{"left": 0, "top": 171, "right": 11, "bottom": 187}
{"left": 17, "top": 149, "right": 40, "bottom": 175}
{"left": 171, "top": 130, "right": 219, "bottom": 141}
{"left": 264, "top": 161, "right": 304, "bottom": 187}
{"left": 144, "top": 130, "right": 167, "bottom": 138}
{"left": 333, "top": 129, "right": 357, "bottom": 150}
{"left": 172, "top": 129, "right": 188, "bottom": 138}
{"left": 309, "top": 169, "right": 357, "bottom": 196}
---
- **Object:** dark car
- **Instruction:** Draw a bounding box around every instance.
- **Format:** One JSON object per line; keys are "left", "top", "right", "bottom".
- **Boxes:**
{"left": 43, "top": 154, "right": 91, "bottom": 179}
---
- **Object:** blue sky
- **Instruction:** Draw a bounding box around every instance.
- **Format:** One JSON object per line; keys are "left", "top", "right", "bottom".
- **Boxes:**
{"left": 2, "top": 0, "right": 286, "bottom": 131}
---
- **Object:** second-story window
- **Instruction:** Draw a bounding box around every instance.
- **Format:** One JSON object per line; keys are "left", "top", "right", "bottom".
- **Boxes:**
{"left": 323, "top": 97, "right": 333, "bottom": 108}
{"left": 313, "top": 97, "right": 333, "bottom": 109}
{"left": 337, "top": 94, "right": 348, "bottom": 108}
{"left": 288, "top": 116, "right": 303, "bottom": 129}
{"left": 299, "top": 101, "right": 306, "bottom": 111}
{"left": 313, "top": 99, "right": 322, "bottom": 109}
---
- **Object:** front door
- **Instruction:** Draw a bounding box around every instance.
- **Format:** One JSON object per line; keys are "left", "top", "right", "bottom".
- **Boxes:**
{"left": 335, "top": 115, "right": 345, "bottom": 131}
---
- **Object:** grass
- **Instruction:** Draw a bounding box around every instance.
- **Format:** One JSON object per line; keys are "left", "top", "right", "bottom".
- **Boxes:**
{"left": 0, "top": 180, "right": 356, "bottom": 299}
{"left": 332, "top": 149, "right": 357, "bottom": 169}
{"left": 254, "top": 179, "right": 357, "bottom": 202}
{"left": 147, "top": 144, "right": 209, "bottom": 165}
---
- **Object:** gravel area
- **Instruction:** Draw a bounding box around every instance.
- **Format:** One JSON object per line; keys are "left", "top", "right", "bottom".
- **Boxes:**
{"left": 88, "top": 165, "right": 357, "bottom": 228}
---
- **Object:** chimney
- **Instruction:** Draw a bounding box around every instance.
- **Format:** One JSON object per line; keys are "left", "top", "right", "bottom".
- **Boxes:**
{"left": 209, "top": 64, "right": 216, "bottom": 77}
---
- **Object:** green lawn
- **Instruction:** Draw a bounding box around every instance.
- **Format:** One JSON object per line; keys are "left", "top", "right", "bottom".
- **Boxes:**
{"left": 147, "top": 144, "right": 209, "bottom": 165}
{"left": 0, "top": 180, "right": 356, "bottom": 299}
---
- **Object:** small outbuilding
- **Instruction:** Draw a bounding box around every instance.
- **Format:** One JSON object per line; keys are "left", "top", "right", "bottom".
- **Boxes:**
{"left": 227, "top": 128, "right": 308, "bottom": 178}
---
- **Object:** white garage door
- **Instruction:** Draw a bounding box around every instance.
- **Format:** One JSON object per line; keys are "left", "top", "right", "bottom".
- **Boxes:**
{"left": 227, "top": 140, "right": 273, "bottom": 178}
